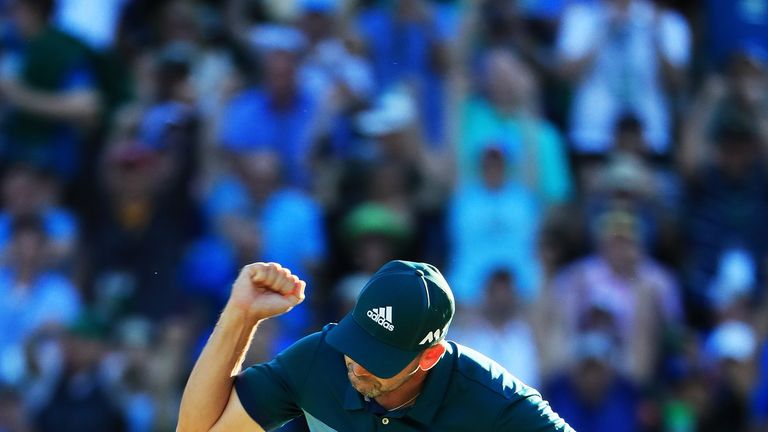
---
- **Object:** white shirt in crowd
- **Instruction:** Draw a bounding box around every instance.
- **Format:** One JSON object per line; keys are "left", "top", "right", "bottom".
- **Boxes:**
{"left": 557, "top": 0, "right": 691, "bottom": 154}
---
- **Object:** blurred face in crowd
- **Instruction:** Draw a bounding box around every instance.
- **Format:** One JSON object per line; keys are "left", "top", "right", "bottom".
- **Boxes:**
{"left": 368, "top": 161, "right": 409, "bottom": 202}
{"left": 605, "top": 0, "right": 632, "bottom": 11}
{"left": 106, "top": 147, "right": 165, "bottom": 200}
{"left": 716, "top": 135, "right": 759, "bottom": 179}
{"left": 1, "top": 166, "right": 45, "bottom": 216}
{"left": 718, "top": 357, "right": 757, "bottom": 398}
{"left": 63, "top": 334, "right": 105, "bottom": 373}
{"left": 161, "top": 0, "right": 200, "bottom": 44}
{"left": 265, "top": 51, "right": 299, "bottom": 103}
{"left": 613, "top": 119, "right": 647, "bottom": 156}
{"left": 484, "top": 50, "right": 535, "bottom": 110}
{"left": 481, "top": 147, "right": 507, "bottom": 190}
{"left": 574, "top": 358, "right": 614, "bottom": 406}
{"left": 483, "top": 271, "right": 518, "bottom": 325}
{"left": 0, "top": 389, "right": 25, "bottom": 430}
{"left": 598, "top": 218, "right": 642, "bottom": 276}
{"left": 10, "top": 0, "right": 47, "bottom": 39}
{"left": 233, "top": 151, "right": 281, "bottom": 202}
{"left": 300, "top": 11, "right": 334, "bottom": 43}
{"left": 729, "top": 54, "right": 767, "bottom": 107}
{"left": 482, "top": 0, "right": 518, "bottom": 41}
{"left": 356, "top": 234, "right": 397, "bottom": 274}
{"left": 10, "top": 224, "right": 46, "bottom": 271}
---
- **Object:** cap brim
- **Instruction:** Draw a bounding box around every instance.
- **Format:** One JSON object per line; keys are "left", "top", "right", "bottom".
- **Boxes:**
{"left": 326, "top": 313, "right": 420, "bottom": 379}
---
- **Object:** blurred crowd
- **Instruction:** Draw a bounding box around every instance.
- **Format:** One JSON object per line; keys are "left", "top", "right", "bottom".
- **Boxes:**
{"left": 0, "top": 0, "right": 767, "bottom": 431}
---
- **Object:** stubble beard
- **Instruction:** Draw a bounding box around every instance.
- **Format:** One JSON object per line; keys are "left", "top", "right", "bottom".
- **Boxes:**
{"left": 348, "top": 372, "right": 384, "bottom": 398}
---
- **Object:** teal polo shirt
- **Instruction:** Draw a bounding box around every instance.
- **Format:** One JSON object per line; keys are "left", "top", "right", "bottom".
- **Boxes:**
{"left": 235, "top": 324, "right": 572, "bottom": 431}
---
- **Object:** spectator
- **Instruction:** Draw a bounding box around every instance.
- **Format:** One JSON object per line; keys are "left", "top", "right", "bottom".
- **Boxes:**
{"left": 0, "top": 0, "right": 101, "bottom": 182}
{"left": 108, "top": 317, "right": 156, "bottom": 432}
{"left": 550, "top": 210, "right": 682, "bottom": 383}
{"left": 333, "top": 202, "right": 412, "bottom": 318}
{"left": 447, "top": 146, "right": 541, "bottom": 305}
{"left": 681, "top": 49, "right": 768, "bottom": 177}
{"left": 86, "top": 142, "right": 191, "bottom": 320}
{"left": 459, "top": 49, "right": 572, "bottom": 205}
{"left": 219, "top": 25, "right": 318, "bottom": 189}
{"left": 202, "top": 150, "right": 325, "bottom": 284}
{"left": 451, "top": 269, "right": 541, "bottom": 388}
{"left": 702, "top": 0, "right": 768, "bottom": 71}
{"left": 137, "top": 44, "right": 201, "bottom": 218}
{"left": 151, "top": 1, "right": 239, "bottom": 169}
{"left": 354, "top": 0, "right": 452, "bottom": 148}
{"left": 0, "top": 386, "right": 31, "bottom": 432}
{"left": 31, "top": 313, "right": 126, "bottom": 432}
{"left": 680, "top": 116, "right": 768, "bottom": 327}
{"left": 582, "top": 114, "right": 682, "bottom": 216}
{"left": 545, "top": 331, "right": 641, "bottom": 432}
{"left": 698, "top": 320, "right": 758, "bottom": 432}
{"left": 189, "top": 149, "right": 325, "bottom": 350}
{"left": 583, "top": 146, "right": 682, "bottom": 261}
{"left": 297, "top": 0, "right": 374, "bottom": 104}
{"left": 532, "top": 207, "right": 587, "bottom": 381}
{"left": 0, "top": 163, "right": 78, "bottom": 268}
{"left": 556, "top": 0, "right": 690, "bottom": 154}
{"left": 342, "top": 86, "right": 448, "bottom": 258}
{"left": 0, "top": 214, "right": 81, "bottom": 385}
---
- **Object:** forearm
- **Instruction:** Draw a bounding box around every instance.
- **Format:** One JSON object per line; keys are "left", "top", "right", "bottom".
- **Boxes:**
{"left": 3, "top": 83, "right": 100, "bottom": 125}
{"left": 177, "top": 304, "right": 260, "bottom": 432}
{"left": 558, "top": 52, "right": 596, "bottom": 81}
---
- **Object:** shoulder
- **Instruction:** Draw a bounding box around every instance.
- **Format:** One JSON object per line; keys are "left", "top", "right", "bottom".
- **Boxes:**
{"left": 225, "top": 89, "right": 265, "bottom": 111}
{"left": 270, "top": 189, "right": 319, "bottom": 209}
{"left": 450, "top": 342, "right": 539, "bottom": 401}
{"left": 446, "top": 343, "right": 572, "bottom": 430}
{"left": 37, "top": 272, "right": 78, "bottom": 296}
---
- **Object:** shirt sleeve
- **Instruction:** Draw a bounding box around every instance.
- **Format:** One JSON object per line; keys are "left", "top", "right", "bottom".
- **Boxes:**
{"left": 218, "top": 91, "right": 267, "bottom": 151}
{"left": 234, "top": 332, "right": 323, "bottom": 430}
{"left": 556, "top": 5, "right": 600, "bottom": 61}
{"left": 657, "top": 12, "right": 691, "bottom": 67}
{"left": 495, "top": 394, "right": 575, "bottom": 432}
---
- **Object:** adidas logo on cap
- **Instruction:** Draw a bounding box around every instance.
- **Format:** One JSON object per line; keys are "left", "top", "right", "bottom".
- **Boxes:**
{"left": 367, "top": 306, "right": 394, "bottom": 331}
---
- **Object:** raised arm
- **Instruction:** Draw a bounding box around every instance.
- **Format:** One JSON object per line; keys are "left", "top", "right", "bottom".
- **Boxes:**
{"left": 0, "top": 81, "right": 100, "bottom": 127}
{"left": 177, "top": 263, "right": 306, "bottom": 432}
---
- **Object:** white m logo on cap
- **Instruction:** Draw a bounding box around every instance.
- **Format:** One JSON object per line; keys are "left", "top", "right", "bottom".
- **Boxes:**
{"left": 419, "top": 328, "right": 442, "bottom": 345}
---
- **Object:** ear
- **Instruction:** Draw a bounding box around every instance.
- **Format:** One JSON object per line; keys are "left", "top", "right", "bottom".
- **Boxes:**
{"left": 418, "top": 343, "right": 447, "bottom": 371}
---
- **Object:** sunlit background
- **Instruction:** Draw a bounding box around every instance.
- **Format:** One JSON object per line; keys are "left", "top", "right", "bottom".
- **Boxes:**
{"left": 0, "top": 0, "right": 767, "bottom": 431}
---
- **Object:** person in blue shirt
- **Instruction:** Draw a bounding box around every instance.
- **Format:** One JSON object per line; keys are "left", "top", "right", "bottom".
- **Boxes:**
{"left": 219, "top": 26, "right": 318, "bottom": 189}
{"left": 177, "top": 260, "right": 573, "bottom": 431}
{"left": 0, "top": 214, "right": 81, "bottom": 385}
{"left": 0, "top": 0, "right": 100, "bottom": 182}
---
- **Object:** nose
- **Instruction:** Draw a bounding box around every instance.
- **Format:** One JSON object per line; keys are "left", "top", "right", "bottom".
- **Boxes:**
{"left": 349, "top": 361, "right": 372, "bottom": 377}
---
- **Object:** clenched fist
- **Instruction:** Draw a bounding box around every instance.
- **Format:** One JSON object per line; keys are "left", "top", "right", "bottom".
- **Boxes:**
{"left": 227, "top": 262, "right": 306, "bottom": 322}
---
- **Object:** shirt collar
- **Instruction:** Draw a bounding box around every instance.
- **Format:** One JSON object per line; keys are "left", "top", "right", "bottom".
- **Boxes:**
{"left": 403, "top": 342, "right": 455, "bottom": 425}
{"left": 341, "top": 342, "right": 456, "bottom": 421}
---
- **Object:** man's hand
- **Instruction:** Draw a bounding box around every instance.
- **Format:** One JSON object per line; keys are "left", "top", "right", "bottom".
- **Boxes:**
{"left": 227, "top": 263, "right": 306, "bottom": 323}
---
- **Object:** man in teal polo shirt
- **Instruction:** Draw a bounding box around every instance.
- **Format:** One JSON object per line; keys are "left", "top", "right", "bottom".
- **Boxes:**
{"left": 178, "top": 261, "right": 573, "bottom": 431}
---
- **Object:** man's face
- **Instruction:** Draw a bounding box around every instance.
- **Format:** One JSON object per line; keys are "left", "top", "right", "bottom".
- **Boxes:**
{"left": 344, "top": 354, "right": 421, "bottom": 399}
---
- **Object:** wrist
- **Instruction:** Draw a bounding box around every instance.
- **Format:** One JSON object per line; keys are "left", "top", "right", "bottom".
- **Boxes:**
{"left": 222, "top": 301, "right": 263, "bottom": 328}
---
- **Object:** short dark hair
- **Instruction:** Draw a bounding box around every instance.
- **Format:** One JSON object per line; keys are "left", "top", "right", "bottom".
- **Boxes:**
{"left": 614, "top": 113, "right": 643, "bottom": 135}
{"left": 16, "top": 0, "right": 56, "bottom": 21}
{"left": 712, "top": 114, "right": 759, "bottom": 145}
{"left": 10, "top": 213, "right": 46, "bottom": 239}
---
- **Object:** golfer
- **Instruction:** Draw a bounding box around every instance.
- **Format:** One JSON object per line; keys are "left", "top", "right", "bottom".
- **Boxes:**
{"left": 178, "top": 260, "right": 573, "bottom": 431}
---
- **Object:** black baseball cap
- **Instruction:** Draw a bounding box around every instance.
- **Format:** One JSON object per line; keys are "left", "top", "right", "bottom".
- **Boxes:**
{"left": 326, "top": 260, "right": 455, "bottom": 378}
